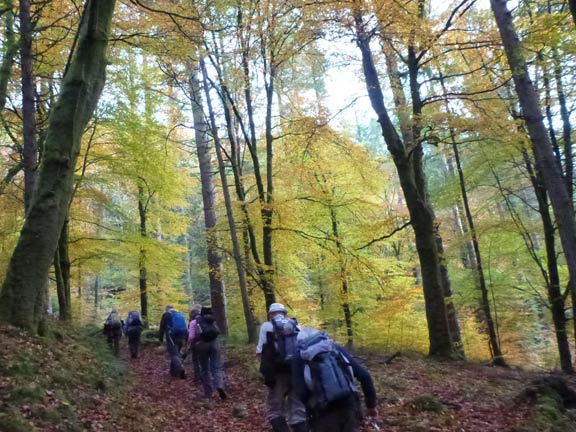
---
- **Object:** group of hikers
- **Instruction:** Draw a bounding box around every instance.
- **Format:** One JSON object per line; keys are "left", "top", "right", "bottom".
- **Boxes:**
{"left": 102, "top": 302, "right": 378, "bottom": 432}
{"left": 102, "top": 309, "right": 144, "bottom": 358}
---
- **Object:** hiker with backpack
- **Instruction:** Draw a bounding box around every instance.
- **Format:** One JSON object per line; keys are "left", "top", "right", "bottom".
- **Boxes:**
{"left": 292, "top": 328, "right": 378, "bottom": 432}
{"left": 159, "top": 305, "right": 188, "bottom": 378}
{"left": 124, "top": 310, "right": 144, "bottom": 359}
{"left": 184, "top": 305, "right": 202, "bottom": 382}
{"left": 256, "top": 303, "right": 307, "bottom": 432}
{"left": 190, "top": 306, "right": 227, "bottom": 400}
{"left": 103, "top": 309, "right": 123, "bottom": 357}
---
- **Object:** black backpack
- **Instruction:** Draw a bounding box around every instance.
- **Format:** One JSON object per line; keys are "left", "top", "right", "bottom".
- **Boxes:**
{"left": 272, "top": 317, "right": 299, "bottom": 363}
{"left": 196, "top": 316, "right": 220, "bottom": 342}
{"left": 299, "top": 332, "right": 356, "bottom": 409}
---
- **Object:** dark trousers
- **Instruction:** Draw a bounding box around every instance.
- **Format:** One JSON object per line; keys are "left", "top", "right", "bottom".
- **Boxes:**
{"left": 191, "top": 345, "right": 201, "bottom": 381}
{"left": 127, "top": 331, "right": 141, "bottom": 358}
{"left": 196, "top": 340, "right": 224, "bottom": 397}
{"left": 312, "top": 406, "right": 357, "bottom": 432}
{"left": 167, "top": 331, "right": 186, "bottom": 356}
{"left": 106, "top": 329, "right": 122, "bottom": 357}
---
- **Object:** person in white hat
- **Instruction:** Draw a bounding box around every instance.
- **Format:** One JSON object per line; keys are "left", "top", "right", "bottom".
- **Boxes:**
{"left": 256, "top": 303, "right": 307, "bottom": 432}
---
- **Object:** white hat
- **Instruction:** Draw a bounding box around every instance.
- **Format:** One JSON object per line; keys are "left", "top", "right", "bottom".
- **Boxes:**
{"left": 268, "top": 303, "right": 287, "bottom": 314}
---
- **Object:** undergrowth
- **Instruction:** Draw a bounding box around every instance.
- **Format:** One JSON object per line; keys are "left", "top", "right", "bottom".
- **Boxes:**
{"left": 0, "top": 321, "right": 126, "bottom": 432}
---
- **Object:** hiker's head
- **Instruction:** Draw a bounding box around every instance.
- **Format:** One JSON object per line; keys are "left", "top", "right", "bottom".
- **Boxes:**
{"left": 165, "top": 304, "right": 174, "bottom": 312}
{"left": 200, "top": 306, "right": 213, "bottom": 316}
{"left": 111, "top": 308, "right": 118, "bottom": 314}
{"left": 268, "top": 303, "right": 287, "bottom": 319}
{"left": 189, "top": 304, "right": 201, "bottom": 320}
{"left": 297, "top": 327, "right": 319, "bottom": 343}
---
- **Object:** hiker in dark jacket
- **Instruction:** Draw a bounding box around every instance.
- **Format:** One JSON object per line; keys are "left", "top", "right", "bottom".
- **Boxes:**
{"left": 158, "top": 304, "right": 174, "bottom": 348}
{"left": 257, "top": 303, "right": 307, "bottom": 432}
{"left": 191, "top": 306, "right": 227, "bottom": 400}
{"left": 103, "top": 309, "right": 123, "bottom": 357}
{"left": 292, "top": 328, "right": 378, "bottom": 432}
{"left": 124, "top": 311, "right": 144, "bottom": 359}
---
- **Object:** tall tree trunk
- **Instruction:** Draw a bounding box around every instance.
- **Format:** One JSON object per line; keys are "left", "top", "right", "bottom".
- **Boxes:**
{"left": 214, "top": 49, "right": 275, "bottom": 307}
{"left": 0, "top": 0, "right": 116, "bottom": 332}
{"left": 523, "top": 150, "right": 573, "bottom": 373}
{"left": 444, "top": 156, "right": 476, "bottom": 269}
{"left": 436, "top": 71, "right": 501, "bottom": 363}
{"left": 54, "top": 219, "right": 71, "bottom": 320}
{"left": 19, "top": 0, "right": 38, "bottom": 210}
{"left": 359, "top": 16, "right": 454, "bottom": 357}
{"left": 0, "top": 1, "right": 17, "bottom": 113}
{"left": 137, "top": 184, "right": 148, "bottom": 323}
{"left": 552, "top": 50, "right": 573, "bottom": 204}
{"left": 453, "top": 141, "right": 505, "bottom": 365}
{"left": 569, "top": 0, "right": 576, "bottom": 28}
{"left": 330, "top": 204, "right": 353, "bottom": 348}
{"left": 237, "top": 7, "right": 276, "bottom": 307}
{"left": 189, "top": 62, "right": 228, "bottom": 335}
{"left": 490, "top": 0, "right": 576, "bottom": 347}
{"left": 200, "top": 59, "right": 256, "bottom": 342}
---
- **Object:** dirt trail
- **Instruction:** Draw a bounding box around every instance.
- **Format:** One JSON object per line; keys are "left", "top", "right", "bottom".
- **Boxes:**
{"left": 115, "top": 343, "right": 270, "bottom": 432}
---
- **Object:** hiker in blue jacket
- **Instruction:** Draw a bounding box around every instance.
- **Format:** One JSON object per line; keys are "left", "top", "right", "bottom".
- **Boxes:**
{"left": 292, "top": 328, "right": 378, "bottom": 432}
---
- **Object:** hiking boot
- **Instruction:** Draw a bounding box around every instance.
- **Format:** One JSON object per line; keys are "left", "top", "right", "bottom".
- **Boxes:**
{"left": 270, "top": 417, "right": 290, "bottom": 432}
{"left": 217, "top": 388, "right": 227, "bottom": 400}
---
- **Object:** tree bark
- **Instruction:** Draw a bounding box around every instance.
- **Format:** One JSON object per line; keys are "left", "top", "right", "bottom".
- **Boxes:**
{"left": 357, "top": 15, "right": 454, "bottom": 357}
{"left": 0, "top": 1, "right": 17, "bottom": 113}
{"left": 54, "top": 219, "right": 71, "bottom": 320}
{"left": 0, "top": 0, "right": 116, "bottom": 332}
{"left": 490, "top": 0, "right": 576, "bottom": 347}
{"left": 19, "top": 0, "right": 38, "bottom": 210}
{"left": 330, "top": 204, "right": 354, "bottom": 348}
{"left": 200, "top": 58, "right": 256, "bottom": 342}
{"left": 453, "top": 140, "right": 505, "bottom": 366}
{"left": 137, "top": 184, "right": 148, "bottom": 323}
{"left": 523, "top": 150, "right": 573, "bottom": 373}
{"left": 189, "top": 62, "right": 228, "bottom": 336}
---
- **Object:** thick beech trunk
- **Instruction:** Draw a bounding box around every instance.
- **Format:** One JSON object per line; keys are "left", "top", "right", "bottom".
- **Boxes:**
{"left": 19, "top": 0, "right": 38, "bottom": 209}
{"left": 491, "top": 0, "right": 576, "bottom": 347}
{"left": 0, "top": 0, "right": 116, "bottom": 332}
{"left": 358, "top": 17, "right": 454, "bottom": 357}
{"left": 189, "top": 63, "right": 228, "bottom": 335}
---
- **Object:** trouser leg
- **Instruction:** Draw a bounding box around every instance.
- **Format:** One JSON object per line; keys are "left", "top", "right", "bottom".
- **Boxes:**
{"left": 192, "top": 346, "right": 201, "bottom": 381}
{"left": 196, "top": 342, "right": 212, "bottom": 397}
{"left": 209, "top": 342, "right": 225, "bottom": 390}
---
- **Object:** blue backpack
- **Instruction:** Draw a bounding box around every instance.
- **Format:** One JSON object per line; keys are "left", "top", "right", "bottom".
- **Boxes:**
{"left": 300, "top": 333, "right": 356, "bottom": 409}
{"left": 170, "top": 311, "right": 187, "bottom": 336}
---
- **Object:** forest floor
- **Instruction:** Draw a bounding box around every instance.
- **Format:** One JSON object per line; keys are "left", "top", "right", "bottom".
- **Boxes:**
{"left": 2, "top": 323, "right": 576, "bottom": 431}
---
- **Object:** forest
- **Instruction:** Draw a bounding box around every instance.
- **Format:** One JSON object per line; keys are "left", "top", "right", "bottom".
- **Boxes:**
{"left": 1, "top": 0, "right": 576, "bottom": 430}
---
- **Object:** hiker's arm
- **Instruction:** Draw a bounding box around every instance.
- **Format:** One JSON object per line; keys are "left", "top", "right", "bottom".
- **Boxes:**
{"left": 158, "top": 315, "right": 167, "bottom": 342}
{"left": 256, "top": 323, "right": 270, "bottom": 354}
{"left": 291, "top": 358, "right": 308, "bottom": 404}
{"left": 187, "top": 320, "right": 198, "bottom": 346}
{"left": 339, "top": 348, "right": 377, "bottom": 409}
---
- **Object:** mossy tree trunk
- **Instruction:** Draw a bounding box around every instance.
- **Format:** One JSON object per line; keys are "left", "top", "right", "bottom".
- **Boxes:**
{"left": 0, "top": 0, "right": 116, "bottom": 333}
